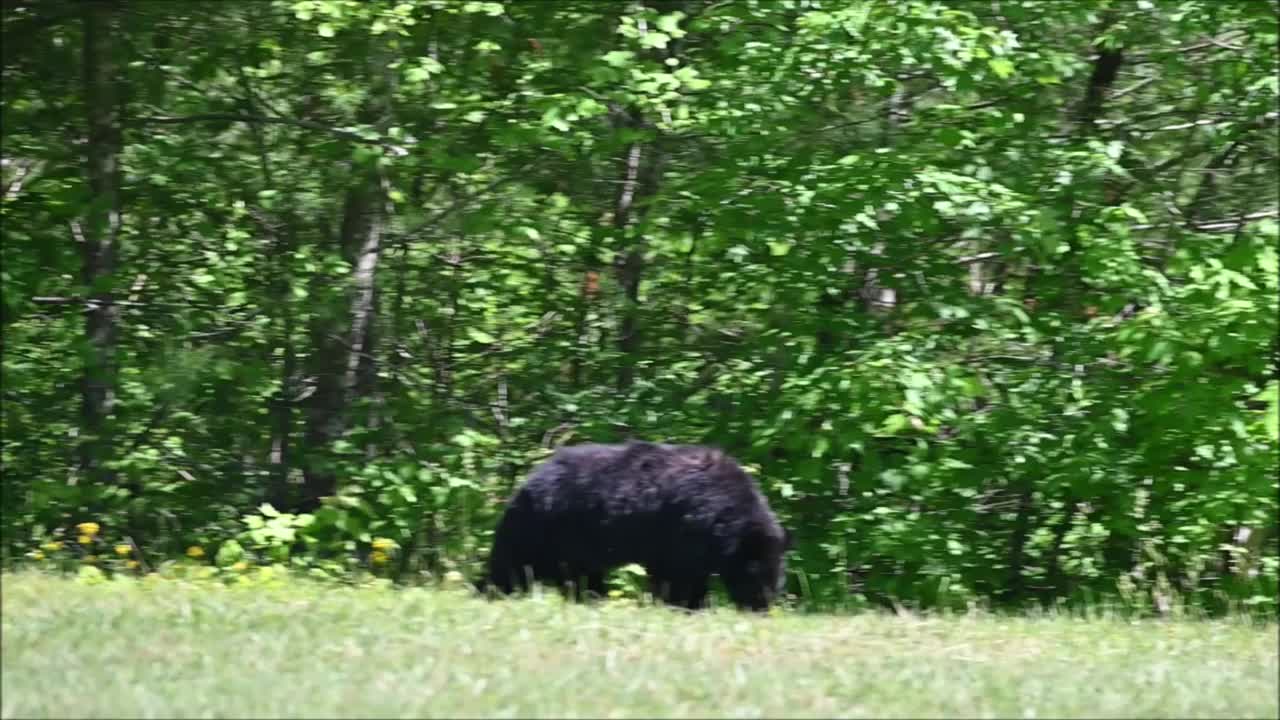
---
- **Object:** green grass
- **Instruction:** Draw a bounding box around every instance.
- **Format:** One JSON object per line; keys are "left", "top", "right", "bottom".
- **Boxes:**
{"left": 2, "top": 571, "right": 1276, "bottom": 719}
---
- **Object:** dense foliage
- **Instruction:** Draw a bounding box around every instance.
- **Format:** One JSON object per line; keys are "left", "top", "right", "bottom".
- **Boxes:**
{"left": 3, "top": 0, "right": 1277, "bottom": 613}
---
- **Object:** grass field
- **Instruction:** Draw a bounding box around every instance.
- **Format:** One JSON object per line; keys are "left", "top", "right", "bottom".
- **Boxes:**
{"left": 2, "top": 571, "right": 1276, "bottom": 719}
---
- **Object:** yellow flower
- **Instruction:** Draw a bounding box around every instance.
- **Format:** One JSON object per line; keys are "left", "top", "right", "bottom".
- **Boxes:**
{"left": 41, "top": 541, "right": 63, "bottom": 552}
{"left": 126, "top": 560, "right": 140, "bottom": 569}
{"left": 231, "top": 561, "right": 249, "bottom": 572}
{"left": 28, "top": 550, "right": 45, "bottom": 561}
{"left": 77, "top": 522, "right": 100, "bottom": 537}
{"left": 82, "top": 555, "right": 98, "bottom": 563}
{"left": 78, "top": 535, "right": 94, "bottom": 545}
{"left": 370, "top": 550, "right": 389, "bottom": 565}
{"left": 186, "top": 546, "right": 205, "bottom": 559}
{"left": 114, "top": 544, "right": 132, "bottom": 557}
{"left": 371, "top": 537, "right": 396, "bottom": 552}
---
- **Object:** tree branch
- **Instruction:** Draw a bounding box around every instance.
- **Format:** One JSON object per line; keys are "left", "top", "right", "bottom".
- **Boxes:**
{"left": 133, "top": 113, "right": 410, "bottom": 156}
{"left": 1131, "top": 209, "right": 1278, "bottom": 232}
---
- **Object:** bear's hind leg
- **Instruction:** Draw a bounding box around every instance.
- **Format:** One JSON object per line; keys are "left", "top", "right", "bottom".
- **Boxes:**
{"left": 558, "top": 569, "right": 607, "bottom": 602}
{"left": 650, "top": 573, "right": 709, "bottom": 610}
{"left": 674, "top": 575, "right": 710, "bottom": 610}
{"left": 585, "top": 571, "right": 607, "bottom": 600}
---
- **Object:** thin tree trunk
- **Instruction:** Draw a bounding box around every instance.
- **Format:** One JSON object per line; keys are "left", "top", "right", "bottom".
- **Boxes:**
{"left": 1043, "top": 498, "right": 1079, "bottom": 602}
{"left": 1002, "top": 482, "right": 1035, "bottom": 604}
{"left": 78, "top": 0, "right": 122, "bottom": 488}
{"left": 615, "top": 140, "right": 645, "bottom": 392}
{"left": 300, "top": 178, "right": 385, "bottom": 509}
{"left": 240, "top": 70, "right": 299, "bottom": 509}
{"left": 1005, "top": 42, "right": 1126, "bottom": 602}
{"left": 612, "top": 109, "right": 664, "bottom": 392}
{"left": 298, "top": 34, "right": 396, "bottom": 509}
{"left": 381, "top": 238, "right": 411, "bottom": 447}
{"left": 344, "top": 193, "right": 383, "bottom": 397}
{"left": 272, "top": 305, "right": 298, "bottom": 503}
{"left": 1079, "top": 47, "right": 1124, "bottom": 132}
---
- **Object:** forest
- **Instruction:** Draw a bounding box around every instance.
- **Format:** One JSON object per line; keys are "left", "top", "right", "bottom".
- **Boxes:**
{"left": 2, "top": 0, "right": 1277, "bottom": 614}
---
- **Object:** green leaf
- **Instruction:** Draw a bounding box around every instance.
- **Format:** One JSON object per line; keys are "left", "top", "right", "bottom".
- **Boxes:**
{"left": 602, "top": 50, "right": 635, "bottom": 67}
{"left": 640, "top": 32, "right": 670, "bottom": 49}
{"left": 77, "top": 565, "right": 107, "bottom": 584}
{"left": 988, "top": 58, "right": 1015, "bottom": 78}
{"left": 1121, "top": 205, "right": 1148, "bottom": 223}
{"left": 799, "top": 10, "right": 834, "bottom": 28}
{"left": 466, "top": 328, "right": 496, "bottom": 344}
{"left": 656, "top": 12, "right": 686, "bottom": 36}
{"left": 462, "top": 1, "right": 504, "bottom": 15}
{"left": 215, "top": 540, "right": 245, "bottom": 567}
{"left": 880, "top": 469, "right": 907, "bottom": 491}
{"left": 878, "top": 414, "right": 909, "bottom": 436}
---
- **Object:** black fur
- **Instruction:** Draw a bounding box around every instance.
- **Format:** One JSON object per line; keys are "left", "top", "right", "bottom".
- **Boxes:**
{"left": 482, "top": 441, "right": 790, "bottom": 611}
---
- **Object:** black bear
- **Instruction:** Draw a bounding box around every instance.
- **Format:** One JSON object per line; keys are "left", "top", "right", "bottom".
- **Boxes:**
{"left": 482, "top": 441, "right": 790, "bottom": 611}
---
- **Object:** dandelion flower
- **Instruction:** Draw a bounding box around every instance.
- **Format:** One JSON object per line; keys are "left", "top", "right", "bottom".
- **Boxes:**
{"left": 28, "top": 550, "right": 45, "bottom": 561}
{"left": 126, "top": 560, "right": 140, "bottom": 569}
{"left": 186, "top": 546, "right": 205, "bottom": 559}
{"left": 78, "top": 534, "right": 93, "bottom": 545}
{"left": 114, "top": 544, "right": 131, "bottom": 557}
{"left": 371, "top": 537, "right": 396, "bottom": 552}
{"left": 77, "top": 522, "right": 100, "bottom": 537}
{"left": 41, "top": 541, "right": 63, "bottom": 552}
{"left": 231, "top": 561, "right": 249, "bottom": 572}
{"left": 370, "top": 550, "right": 389, "bottom": 565}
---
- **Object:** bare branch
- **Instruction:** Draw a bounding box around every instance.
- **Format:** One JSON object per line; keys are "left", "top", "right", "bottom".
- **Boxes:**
{"left": 1131, "top": 209, "right": 1279, "bottom": 232}
{"left": 1, "top": 158, "right": 43, "bottom": 201}
{"left": 956, "top": 251, "right": 1002, "bottom": 266}
{"left": 133, "top": 113, "right": 411, "bottom": 156}
{"left": 30, "top": 296, "right": 258, "bottom": 313}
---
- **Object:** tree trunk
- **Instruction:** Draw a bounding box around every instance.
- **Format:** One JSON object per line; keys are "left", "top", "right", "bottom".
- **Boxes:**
{"left": 1005, "top": 42, "right": 1126, "bottom": 602}
{"left": 240, "top": 69, "right": 300, "bottom": 509}
{"left": 612, "top": 108, "right": 663, "bottom": 392}
{"left": 615, "top": 140, "right": 645, "bottom": 392}
{"left": 300, "top": 177, "right": 386, "bottom": 510}
{"left": 78, "top": 0, "right": 123, "bottom": 488}
{"left": 1002, "top": 482, "right": 1036, "bottom": 604}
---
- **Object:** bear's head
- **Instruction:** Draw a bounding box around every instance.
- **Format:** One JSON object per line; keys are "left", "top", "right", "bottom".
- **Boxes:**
{"left": 728, "top": 521, "right": 792, "bottom": 611}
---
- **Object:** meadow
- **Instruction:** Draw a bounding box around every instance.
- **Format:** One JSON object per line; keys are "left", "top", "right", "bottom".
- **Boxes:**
{"left": 2, "top": 571, "right": 1276, "bottom": 719}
